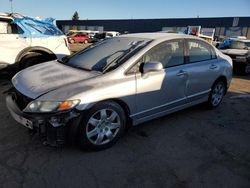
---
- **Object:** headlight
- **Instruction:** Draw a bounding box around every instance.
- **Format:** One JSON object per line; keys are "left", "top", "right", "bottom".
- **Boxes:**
{"left": 23, "top": 99, "right": 80, "bottom": 113}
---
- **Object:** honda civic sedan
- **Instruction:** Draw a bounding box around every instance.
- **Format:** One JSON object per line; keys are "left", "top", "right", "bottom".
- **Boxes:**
{"left": 6, "top": 33, "right": 233, "bottom": 150}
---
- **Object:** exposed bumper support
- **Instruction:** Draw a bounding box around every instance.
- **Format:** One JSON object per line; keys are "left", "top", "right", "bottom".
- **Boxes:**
{"left": 6, "top": 94, "right": 80, "bottom": 147}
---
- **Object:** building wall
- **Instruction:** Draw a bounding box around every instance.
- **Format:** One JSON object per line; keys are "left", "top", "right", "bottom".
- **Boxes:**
{"left": 56, "top": 17, "right": 250, "bottom": 39}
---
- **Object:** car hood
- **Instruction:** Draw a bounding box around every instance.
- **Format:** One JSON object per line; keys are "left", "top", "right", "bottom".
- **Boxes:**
{"left": 12, "top": 61, "right": 99, "bottom": 99}
{"left": 220, "top": 49, "right": 249, "bottom": 56}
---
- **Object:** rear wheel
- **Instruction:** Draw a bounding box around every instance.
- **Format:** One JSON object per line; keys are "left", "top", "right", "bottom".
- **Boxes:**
{"left": 19, "top": 52, "right": 55, "bottom": 70}
{"left": 245, "top": 64, "right": 250, "bottom": 74}
{"left": 69, "top": 39, "right": 75, "bottom": 44}
{"left": 207, "top": 80, "right": 226, "bottom": 109}
{"left": 84, "top": 40, "right": 88, "bottom": 44}
{"left": 77, "top": 101, "right": 126, "bottom": 151}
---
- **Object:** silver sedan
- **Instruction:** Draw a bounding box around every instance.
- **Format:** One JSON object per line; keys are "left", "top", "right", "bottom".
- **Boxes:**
{"left": 6, "top": 33, "right": 233, "bottom": 150}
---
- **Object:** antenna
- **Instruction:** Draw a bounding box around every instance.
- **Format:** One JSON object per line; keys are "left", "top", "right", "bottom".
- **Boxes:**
{"left": 9, "top": 0, "right": 13, "bottom": 13}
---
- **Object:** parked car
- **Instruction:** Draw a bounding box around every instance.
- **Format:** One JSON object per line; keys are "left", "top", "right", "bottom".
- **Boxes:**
{"left": 89, "top": 31, "right": 120, "bottom": 43}
{"left": 77, "top": 30, "right": 99, "bottom": 38}
{"left": 219, "top": 37, "right": 250, "bottom": 74}
{"left": 67, "top": 32, "right": 90, "bottom": 44}
{"left": 66, "top": 30, "right": 78, "bottom": 36}
{"left": 6, "top": 33, "right": 233, "bottom": 150}
{"left": 0, "top": 12, "right": 70, "bottom": 70}
{"left": 105, "top": 31, "right": 120, "bottom": 37}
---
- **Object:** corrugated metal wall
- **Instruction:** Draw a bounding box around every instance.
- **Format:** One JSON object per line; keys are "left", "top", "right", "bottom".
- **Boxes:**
{"left": 56, "top": 17, "right": 250, "bottom": 38}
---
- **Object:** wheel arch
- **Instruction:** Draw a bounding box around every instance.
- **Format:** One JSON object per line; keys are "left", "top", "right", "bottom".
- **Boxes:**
{"left": 15, "top": 46, "right": 57, "bottom": 63}
{"left": 213, "top": 75, "right": 228, "bottom": 94}
{"left": 85, "top": 98, "right": 132, "bottom": 127}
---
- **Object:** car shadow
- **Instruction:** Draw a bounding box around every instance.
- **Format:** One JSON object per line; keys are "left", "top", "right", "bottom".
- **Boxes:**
{"left": 233, "top": 74, "right": 250, "bottom": 81}
{"left": 0, "top": 70, "right": 14, "bottom": 86}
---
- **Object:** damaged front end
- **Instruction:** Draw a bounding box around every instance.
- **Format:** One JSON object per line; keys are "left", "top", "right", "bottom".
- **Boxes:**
{"left": 6, "top": 88, "right": 80, "bottom": 147}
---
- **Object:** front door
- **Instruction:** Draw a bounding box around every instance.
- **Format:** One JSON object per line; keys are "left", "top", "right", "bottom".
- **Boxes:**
{"left": 134, "top": 39, "right": 188, "bottom": 119}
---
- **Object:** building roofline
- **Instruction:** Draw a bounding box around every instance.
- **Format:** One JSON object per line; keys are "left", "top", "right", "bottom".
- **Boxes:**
{"left": 57, "top": 16, "right": 250, "bottom": 22}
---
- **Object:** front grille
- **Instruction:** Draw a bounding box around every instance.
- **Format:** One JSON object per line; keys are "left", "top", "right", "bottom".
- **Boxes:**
{"left": 13, "top": 89, "right": 33, "bottom": 110}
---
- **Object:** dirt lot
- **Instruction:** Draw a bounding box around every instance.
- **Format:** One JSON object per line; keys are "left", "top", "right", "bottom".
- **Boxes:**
{"left": 69, "top": 43, "right": 91, "bottom": 53}
{"left": 0, "top": 55, "right": 250, "bottom": 187}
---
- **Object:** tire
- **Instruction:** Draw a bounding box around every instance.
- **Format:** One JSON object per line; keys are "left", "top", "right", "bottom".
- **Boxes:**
{"left": 244, "top": 64, "right": 250, "bottom": 74}
{"left": 233, "top": 63, "right": 249, "bottom": 75}
{"left": 19, "top": 52, "right": 56, "bottom": 70}
{"left": 76, "top": 101, "right": 126, "bottom": 151}
{"left": 207, "top": 80, "right": 226, "bottom": 109}
{"left": 19, "top": 52, "right": 46, "bottom": 70}
{"left": 84, "top": 40, "right": 88, "bottom": 44}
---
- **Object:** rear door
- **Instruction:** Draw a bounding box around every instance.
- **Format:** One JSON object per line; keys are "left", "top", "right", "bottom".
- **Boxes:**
{"left": 184, "top": 39, "right": 219, "bottom": 101}
{"left": 0, "top": 19, "right": 31, "bottom": 65}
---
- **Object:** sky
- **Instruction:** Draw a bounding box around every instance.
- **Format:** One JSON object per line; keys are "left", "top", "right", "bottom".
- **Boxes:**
{"left": 0, "top": 0, "right": 250, "bottom": 20}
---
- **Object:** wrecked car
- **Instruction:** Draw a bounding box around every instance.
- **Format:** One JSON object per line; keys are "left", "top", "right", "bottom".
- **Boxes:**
{"left": 219, "top": 37, "right": 250, "bottom": 75}
{"left": 6, "top": 33, "right": 232, "bottom": 150}
{"left": 0, "top": 13, "right": 70, "bottom": 70}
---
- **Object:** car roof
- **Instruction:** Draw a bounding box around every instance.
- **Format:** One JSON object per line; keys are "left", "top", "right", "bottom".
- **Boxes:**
{"left": 118, "top": 32, "right": 198, "bottom": 41}
{"left": 0, "top": 12, "right": 24, "bottom": 19}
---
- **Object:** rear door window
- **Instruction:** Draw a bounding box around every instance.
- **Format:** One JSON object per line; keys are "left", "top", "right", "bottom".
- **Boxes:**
{"left": 0, "top": 21, "right": 23, "bottom": 34}
{"left": 188, "top": 40, "right": 216, "bottom": 63}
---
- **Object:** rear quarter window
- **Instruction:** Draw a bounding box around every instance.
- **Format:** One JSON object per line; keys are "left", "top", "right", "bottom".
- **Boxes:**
{"left": 0, "top": 21, "right": 23, "bottom": 34}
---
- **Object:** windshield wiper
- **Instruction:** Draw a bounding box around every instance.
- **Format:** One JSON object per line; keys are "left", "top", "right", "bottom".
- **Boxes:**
{"left": 71, "top": 65, "right": 92, "bottom": 71}
{"left": 58, "top": 58, "right": 93, "bottom": 72}
{"left": 102, "top": 41, "right": 145, "bottom": 72}
{"left": 103, "top": 41, "right": 152, "bottom": 73}
{"left": 57, "top": 55, "right": 70, "bottom": 64}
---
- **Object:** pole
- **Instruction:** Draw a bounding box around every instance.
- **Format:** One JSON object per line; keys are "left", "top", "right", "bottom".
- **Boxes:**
{"left": 9, "top": 0, "right": 13, "bottom": 13}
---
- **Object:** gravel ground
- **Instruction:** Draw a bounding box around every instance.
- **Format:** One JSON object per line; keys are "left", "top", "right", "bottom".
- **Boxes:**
{"left": 69, "top": 43, "right": 91, "bottom": 53}
{"left": 0, "top": 65, "right": 250, "bottom": 188}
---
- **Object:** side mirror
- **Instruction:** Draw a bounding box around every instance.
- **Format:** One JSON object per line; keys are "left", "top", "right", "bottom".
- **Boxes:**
{"left": 141, "top": 61, "right": 163, "bottom": 74}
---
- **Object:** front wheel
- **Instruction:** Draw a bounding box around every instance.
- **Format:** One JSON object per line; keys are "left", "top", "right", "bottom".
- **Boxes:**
{"left": 77, "top": 101, "right": 126, "bottom": 151}
{"left": 207, "top": 80, "right": 226, "bottom": 109}
{"left": 19, "top": 52, "right": 51, "bottom": 70}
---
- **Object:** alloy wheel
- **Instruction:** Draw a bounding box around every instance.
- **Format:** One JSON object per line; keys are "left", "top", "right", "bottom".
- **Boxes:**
{"left": 211, "top": 82, "right": 225, "bottom": 106}
{"left": 86, "top": 109, "right": 121, "bottom": 145}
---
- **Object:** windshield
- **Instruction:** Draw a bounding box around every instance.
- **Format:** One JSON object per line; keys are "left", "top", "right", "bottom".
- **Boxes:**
{"left": 65, "top": 37, "right": 151, "bottom": 72}
{"left": 220, "top": 40, "right": 250, "bottom": 50}
{"left": 25, "top": 22, "right": 61, "bottom": 35}
{"left": 230, "top": 41, "right": 250, "bottom": 49}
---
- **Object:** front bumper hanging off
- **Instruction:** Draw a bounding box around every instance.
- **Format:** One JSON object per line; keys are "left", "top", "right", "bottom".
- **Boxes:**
{"left": 6, "top": 94, "right": 80, "bottom": 147}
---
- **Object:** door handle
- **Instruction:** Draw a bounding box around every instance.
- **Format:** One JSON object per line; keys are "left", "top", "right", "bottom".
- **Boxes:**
{"left": 210, "top": 64, "right": 218, "bottom": 70}
{"left": 176, "top": 70, "right": 187, "bottom": 76}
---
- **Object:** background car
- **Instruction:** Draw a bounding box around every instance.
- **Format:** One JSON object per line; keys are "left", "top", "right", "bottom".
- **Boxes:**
{"left": 67, "top": 32, "right": 90, "bottom": 44}
{"left": 219, "top": 37, "right": 250, "bottom": 75}
{"left": 0, "top": 12, "right": 70, "bottom": 70}
{"left": 6, "top": 33, "right": 233, "bottom": 151}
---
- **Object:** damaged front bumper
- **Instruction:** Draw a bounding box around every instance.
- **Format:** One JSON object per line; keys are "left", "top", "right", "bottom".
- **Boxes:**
{"left": 6, "top": 94, "right": 80, "bottom": 147}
